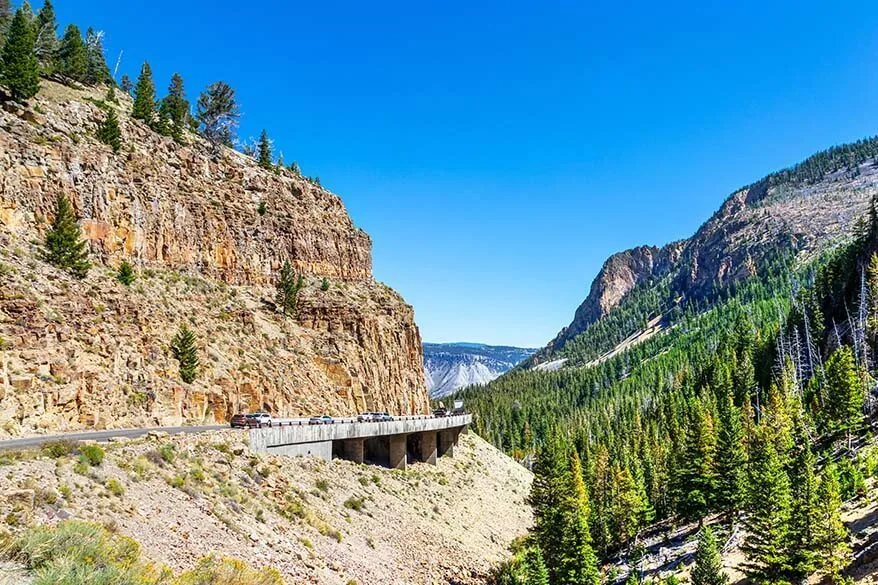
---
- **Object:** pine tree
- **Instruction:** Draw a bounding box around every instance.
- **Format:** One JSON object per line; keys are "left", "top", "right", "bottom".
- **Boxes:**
{"left": 529, "top": 431, "right": 570, "bottom": 584}
{"left": 290, "top": 160, "right": 301, "bottom": 176}
{"left": 257, "top": 129, "right": 272, "bottom": 168}
{"left": 814, "top": 464, "right": 850, "bottom": 583}
{"left": 867, "top": 252, "right": 878, "bottom": 348}
{"left": 96, "top": 106, "right": 121, "bottom": 152}
{"left": 43, "top": 194, "right": 90, "bottom": 278}
{"left": 523, "top": 547, "right": 549, "bottom": 585}
{"left": 131, "top": 61, "right": 156, "bottom": 124}
{"left": 196, "top": 81, "right": 239, "bottom": 150}
{"left": 741, "top": 429, "right": 792, "bottom": 582}
{"left": 84, "top": 27, "right": 110, "bottom": 85}
{"left": 0, "top": 7, "right": 39, "bottom": 101}
{"left": 57, "top": 24, "right": 87, "bottom": 82}
{"left": 691, "top": 526, "right": 729, "bottom": 585}
{"left": 558, "top": 452, "right": 600, "bottom": 585}
{"left": 275, "top": 261, "right": 304, "bottom": 316}
{"left": 715, "top": 387, "right": 747, "bottom": 512}
{"left": 120, "top": 74, "right": 133, "bottom": 95}
{"left": 823, "top": 346, "right": 864, "bottom": 437}
{"left": 116, "top": 260, "right": 135, "bottom": 286}
{"left": 676, "top": 402, "right": 718, "bottom": 521}
{"left": 171, "top": 325, "right": 199, "bottom": 384}
{"left": 34, "top": 0, "right": 57, "bottom": 73}
{"left": 160, "top": 73, "right": 189, "bottom": 143}
{"left": 786, "top": 428, "right": 820, "bottom": 580}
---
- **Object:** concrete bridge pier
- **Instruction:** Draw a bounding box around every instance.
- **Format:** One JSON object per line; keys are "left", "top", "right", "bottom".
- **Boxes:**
{"left": 438, "top": 428, "right": 459, "bottom": 458}
{"left": 340, "top": 438, "right": 364, "bottom": 464}
{"left": 417, "top": 430, "right": 437, "bottom": 465}
{"left": 389, "top": 434, "right": 407, "bottom": 470}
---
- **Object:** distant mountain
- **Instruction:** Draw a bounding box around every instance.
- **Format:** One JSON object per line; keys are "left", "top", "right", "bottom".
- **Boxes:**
{"left": 423, "top": 343, "right": 537, "bottom": 398}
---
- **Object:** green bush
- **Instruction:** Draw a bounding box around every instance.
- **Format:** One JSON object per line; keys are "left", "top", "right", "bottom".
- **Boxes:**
{"left": 159, "top": 443, "right": 177, "bottom": 464}
{"left": 105, "top": 479, "right": 124, "bottom": 497}
{"left": 79, "top": 444, "right": 104, "bottom": 467}
{"left": 343, "top": 496, "right": 366, "bottom": 512}
{"left": 41, "top": 440, "right": 78, "bottom": 459}
{"left": 174, "top": 555, "right": 283, "bottom": 585}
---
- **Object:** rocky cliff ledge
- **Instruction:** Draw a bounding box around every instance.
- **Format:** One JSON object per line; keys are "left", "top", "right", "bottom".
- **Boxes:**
{"left": 0, "top": 81, "right": 429, "bottom": 435}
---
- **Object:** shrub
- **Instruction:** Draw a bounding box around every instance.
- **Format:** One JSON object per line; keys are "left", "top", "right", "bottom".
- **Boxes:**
{"left": 116, "top": 261, "right": 136, "bottom": 286}
{"left": 79, "top": 444, "right": 104, "bottom": 467}
{"left": 315, "top": 479, "right": 329, "bottom": 493}
{"left": 175, "top": 555, "right": 283, "bottom": 585}
{"left": 105, "top": 478, "right": 124, "bottom": 497}
{"left": 257, "top": 201, "right": 267, "bottom": 216}
{"left": 96, "top": 107, "right": 122, "bottom": 153}
{"left": 321, "top": 277, "right": 330, "bottom": 291}
{"left": 343, "top": 496, "right": 366, "bottom": 512}
{"left": 41, "top": 440, "right": 78, "bottom": 459}
{"left": 159, "top": 443, "right": 177, "bottom": 464}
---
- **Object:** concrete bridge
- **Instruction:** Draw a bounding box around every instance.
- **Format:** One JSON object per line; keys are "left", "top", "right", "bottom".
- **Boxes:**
{"left": 249, "top": 414, "right": 472, "bottom": 469}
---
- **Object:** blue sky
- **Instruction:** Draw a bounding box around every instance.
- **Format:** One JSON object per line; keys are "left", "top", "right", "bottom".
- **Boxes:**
{"left": 56, "top": 1, "right": 878, "bottom": 347}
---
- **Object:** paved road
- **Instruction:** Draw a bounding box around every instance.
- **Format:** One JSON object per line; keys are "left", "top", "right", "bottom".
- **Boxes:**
{"left": 0, "top": 425, "right": 228, "bottom": 451}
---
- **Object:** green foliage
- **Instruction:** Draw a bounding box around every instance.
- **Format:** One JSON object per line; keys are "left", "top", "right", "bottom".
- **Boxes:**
{"left": 79, "top": 444, "right": 105, "bottom": 467}
{"left": 105, "top": 478, "right": 124, "bottom": 497}
{"left": 171, "top": 325, "right": 199, "bottom": 384}
{"left": 131, "top": 61, "right": 156, "bottom": 124}
{"left": 57, "top": 24, "right": 87, "bottom": 82}
{"left": 823, "top": 346, "right": 865, "bottom": 434}
{"left": 691, "top": 526, "right": 728, "bottom": 585}
{"left": 96, "top": 106, "right": 122, "bottom": 152}
{"left": 321, "top": 277, "right": 330, "bottom": 291}
{"left": 34, "top": 0, "right": 58, "bottom": 73}
{"left": 116, "top": 260, "right": 136, "bottom": 286}
{"left": 84, "top": 27, "right": 109, "bottom": 85}
{"left": 815, "top": 464, "right": 851, "bottom": 582}
{"left": 257, "top": 129, "right": 272, "bottom": 168}
{"left": 196, "top": 81, "right": 239, "bottom": 150}
{"left": 276, "top": 261, "right": 304, "bottom": 317}
{"left": 43, "top": 194, "right": 90, "bottom": 279}
{"left": 257, "top": 201, "right": 267, "bottom": 216}
{"left": 160, "top": 73, "right": 190, "bottom": 143}
{"left": 41, "top": 439, "right": 78, "bottom": 459}
{"left": 0, "top": 6, "right": 39, "bottom": 101}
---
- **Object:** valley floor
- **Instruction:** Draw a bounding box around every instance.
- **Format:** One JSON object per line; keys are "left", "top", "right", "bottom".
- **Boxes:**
{"left": 0, "top": 430, "right": 532, "bottom": 584}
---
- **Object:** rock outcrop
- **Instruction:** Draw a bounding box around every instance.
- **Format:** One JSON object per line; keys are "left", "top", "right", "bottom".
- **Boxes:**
{"left": 0, "top": 81, "right": 429, "bottom": 436}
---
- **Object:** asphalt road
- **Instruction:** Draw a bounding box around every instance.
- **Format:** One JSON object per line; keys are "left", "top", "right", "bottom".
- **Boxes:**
{"left": 0, "top": 425, "right": 228, "bottom": 451}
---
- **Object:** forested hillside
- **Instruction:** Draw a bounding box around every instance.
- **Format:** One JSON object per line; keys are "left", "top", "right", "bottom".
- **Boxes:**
{"left": 461, "top": 147, "right": 878, "bottom": 585}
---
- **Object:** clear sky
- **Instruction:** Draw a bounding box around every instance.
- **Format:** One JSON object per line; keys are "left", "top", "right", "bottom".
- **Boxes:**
{"left": 56, "top": 1, "right": 878, "bottom": 347}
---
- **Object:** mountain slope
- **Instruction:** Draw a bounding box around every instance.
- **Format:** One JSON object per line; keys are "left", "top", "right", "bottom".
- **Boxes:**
{"left": 0, "top": 81, "right": 429, "bottom": 436}
{"left": 531, "top": 139, "right": 878, "bottom": 367}
{"left": 424, "top": 342, "right": 536, "bottom": 398}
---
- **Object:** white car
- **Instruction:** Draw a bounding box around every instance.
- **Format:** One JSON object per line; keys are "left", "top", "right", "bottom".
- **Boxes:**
{"left": 245, "top": 412, "right": 272, "bottom": 428}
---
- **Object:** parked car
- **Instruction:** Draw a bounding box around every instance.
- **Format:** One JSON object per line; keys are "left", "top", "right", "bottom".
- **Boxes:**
{"left": 357, "top": 412, "right": 380, "bottom": 422}
{"left": 231, "top": 412, "right": 273, "bottom": 429}
{"left": 432, "top": 407, "right": 448, "bottom": 417}
{"left": 375, "top": 412, "right": 393, "bottom": 422}
{"left": 309, "top": 414, "right": 334, "bottom": 425}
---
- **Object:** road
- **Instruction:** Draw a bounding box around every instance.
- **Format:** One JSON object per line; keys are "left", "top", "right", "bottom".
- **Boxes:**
{"left": 0, "top": 425, "right": 228, "bottom": 451}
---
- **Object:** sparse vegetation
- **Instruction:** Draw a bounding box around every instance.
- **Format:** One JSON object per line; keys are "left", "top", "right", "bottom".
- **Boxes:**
{"left": 43, "top": 194, "right": 90, "bottom": 279}
{"left": 116, "top": 260, "right": 136, "bottom": 285}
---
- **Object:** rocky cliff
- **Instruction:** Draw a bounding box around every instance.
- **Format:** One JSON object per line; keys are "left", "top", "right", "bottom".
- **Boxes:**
{"left": 0, "top": 81, "right": 429, "bottom": 436}
{"left": 536, "top": 148, "right": 878, "bottom": 363}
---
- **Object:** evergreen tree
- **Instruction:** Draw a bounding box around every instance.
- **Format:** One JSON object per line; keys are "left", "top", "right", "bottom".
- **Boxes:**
{"left": 523, "top": 547, "right": 549, "bottom": 585}
{"left": 823, "top": 346, "right": 864, "bottom": 437}
{"left": 57, "top": 24, "right": 87, "bottom": 82}
{"left": 529, "top": 431, "right": 570, "bottom": 584}
{"left": 131, "top": 61, "right": 156, "bottom": 124}
{"left": 691, "top": 526, "right": 729, "bottom": 585}
{"left": 84, "top": 27, "right": 110, "bottom": 85}
{"left": 116, "top": 260, "right": 135, "bottom": 286}
{"left": 715, "top": 388, "right": 746, "bottom": 511}
{"left": 96, "top": 106, "right": 121, "bottom": 152}
{"left": 34, "top": 0, "right": 57, "bottom": 73}
{"left": 558, "top": 452, "right": 600, "bottom": 585}
{"left": 160, "top": 73, "right": 189, "bottom": 143}
{"left": 290, "top": 160, "right": 301, "bottom": 176}
{"left": 676, "top": 402, "right": 718, "bottom": 521}
{"left": 0, "top": 7, "right": 39, "bottom": 101}
{"left": 786, "top": 428, "right": 820, "bottom": 580}
{"left": 120, "top": 73, "right": 132, "bottom": 95}
{"left": 195, "top": 80, "right": 239, "bottom": 150}
{"left": 815, "top": 465, "right": 850, "bottom": 583}
{"left": 170, "top": 325, "right": 199, "bottom": 384}
{"left": 43, "top": 194, "right": 90, "bottom": 278}
{"left": 257, "top": 129, "right": 272, "bottom": 168}
{"left": 741, "top": 429, "right": 792, "bottom": 582}
{"left": 275, "top": 261, "right": 304, "bottom": 316}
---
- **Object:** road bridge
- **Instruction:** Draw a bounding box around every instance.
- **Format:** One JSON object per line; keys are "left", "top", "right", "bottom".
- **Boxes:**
{"left": 249, "top": 414, "right": 472, "bottom": 469}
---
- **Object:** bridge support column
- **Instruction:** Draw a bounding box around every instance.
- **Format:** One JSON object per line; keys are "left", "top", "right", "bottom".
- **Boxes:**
{"left": 438, "top": 429, "right": 457, "bottom": 458}
{"left": 340, "top": 438, "right": 364, "bottom": 464}
{"left": 389, "top": 434, "right": 407, "bottom": 470}
{"left": 418, "top": 431, "right": 437, "bottom": 465}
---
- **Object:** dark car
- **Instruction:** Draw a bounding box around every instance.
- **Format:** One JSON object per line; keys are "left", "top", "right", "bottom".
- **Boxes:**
{"left": 230, "top": 412, "right": 272, "bottom": 429}
{"left": 433, "top": 407, "right": 448, "bottom": 417}
{"left": 230, "top": 413, "right": 249, "bottom": 428}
